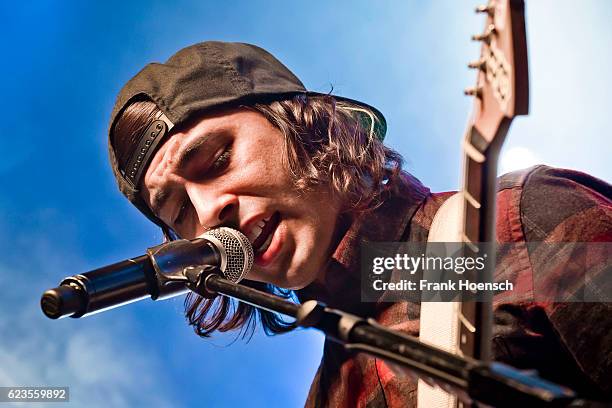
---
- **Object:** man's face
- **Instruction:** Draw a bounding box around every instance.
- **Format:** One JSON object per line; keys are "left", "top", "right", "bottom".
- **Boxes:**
{"left": 141, "top": 108, "right": 342, "bottom": 289}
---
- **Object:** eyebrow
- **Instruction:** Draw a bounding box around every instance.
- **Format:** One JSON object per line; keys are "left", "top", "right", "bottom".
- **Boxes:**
{"left": 148, "top": 133, "right": 218, "bottom": 216}
{"left": 176, "top": 136, "right": 211, "bottom": 170}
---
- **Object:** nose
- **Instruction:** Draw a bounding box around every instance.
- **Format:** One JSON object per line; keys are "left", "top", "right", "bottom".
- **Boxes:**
{"left": 185, "top": 182, "right": 239, "bottom": 229}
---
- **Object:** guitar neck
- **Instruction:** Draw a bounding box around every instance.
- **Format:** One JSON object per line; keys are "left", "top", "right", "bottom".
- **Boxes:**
{"left": 457, "top": 0, "right": 529, "bottom": 364}
{"left": 458, "top": 120, "right": 511, "bottom": 362}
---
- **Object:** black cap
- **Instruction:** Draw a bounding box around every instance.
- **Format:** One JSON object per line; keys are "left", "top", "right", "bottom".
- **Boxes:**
{"left": 107, "top": 41, "right": 386, "bottom": 227}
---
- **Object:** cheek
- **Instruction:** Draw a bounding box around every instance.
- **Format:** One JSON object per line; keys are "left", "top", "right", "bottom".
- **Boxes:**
{"left": 291, "top": 194, "right": 341, "bottom": 254}
{"left": 233, "top": 140, "right": 294, "bottom": 192}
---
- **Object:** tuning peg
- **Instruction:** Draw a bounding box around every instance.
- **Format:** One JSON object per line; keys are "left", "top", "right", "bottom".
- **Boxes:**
{"left": 464, "top": 86, "right": 482, "bottom": 97}
{"left": 471, "top": 24, "right": 496, "bottom": 42}
{"left": 475, "top": 3, "right": 494, "bottom": 15}
{"left": 467, "top": 59, "right": 486, "bottom": 70}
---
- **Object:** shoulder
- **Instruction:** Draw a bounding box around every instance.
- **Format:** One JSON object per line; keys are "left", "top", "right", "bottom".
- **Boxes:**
{"left": 495, "top": 166, "right": 612, "bottom": 396}
{"left": 497, "top": 165, "right": 612, "bottom": 242}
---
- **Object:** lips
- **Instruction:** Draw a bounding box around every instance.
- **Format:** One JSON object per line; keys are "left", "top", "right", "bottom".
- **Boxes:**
{"left": 245, "top": 212, "right": 281, "bottom": 254}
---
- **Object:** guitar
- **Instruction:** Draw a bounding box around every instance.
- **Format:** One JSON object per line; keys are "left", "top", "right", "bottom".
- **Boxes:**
{"left": 418, "top": 1, "right": 529, "bottom": 406}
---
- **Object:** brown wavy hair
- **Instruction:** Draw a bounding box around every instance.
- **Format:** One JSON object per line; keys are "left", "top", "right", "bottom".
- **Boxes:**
{"left": 111, "top": 94, "right": 403, "bottom": 339}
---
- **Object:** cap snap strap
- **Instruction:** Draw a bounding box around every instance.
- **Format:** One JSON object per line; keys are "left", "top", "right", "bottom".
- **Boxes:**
{"left": 122, "top": 111, "right": 174, "bottom": 189}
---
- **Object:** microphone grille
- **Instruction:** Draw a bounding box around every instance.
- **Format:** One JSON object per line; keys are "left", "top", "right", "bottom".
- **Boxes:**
{"left": 203, "top": 227, "right": 253, "bottom": 283}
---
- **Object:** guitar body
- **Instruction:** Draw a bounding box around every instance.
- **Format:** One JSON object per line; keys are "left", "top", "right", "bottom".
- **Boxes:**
{"left": 418, "top": 1, "right": 529, "bottom": 406}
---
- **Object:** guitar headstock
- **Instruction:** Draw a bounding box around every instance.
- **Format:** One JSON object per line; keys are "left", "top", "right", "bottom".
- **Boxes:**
{"left": 465, "top": 0, "right": 529, "bottom": 144}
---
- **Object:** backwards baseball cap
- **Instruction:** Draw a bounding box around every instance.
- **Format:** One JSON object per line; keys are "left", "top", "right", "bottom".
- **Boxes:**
{"left": 108, "top": 41, "right": 387, "bottom": 228}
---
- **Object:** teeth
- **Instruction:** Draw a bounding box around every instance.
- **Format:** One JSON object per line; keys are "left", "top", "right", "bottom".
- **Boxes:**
{"left": 247, "top": 224, "right": 263, "bottom": 244}
{"left": 258, "top": 232, "right": 273, "bottom": 253}
{"left": 245, "top": 214, "right": 275, "bottom": 248}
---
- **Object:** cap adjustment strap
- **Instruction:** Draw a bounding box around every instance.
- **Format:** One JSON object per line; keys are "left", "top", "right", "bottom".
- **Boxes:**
{"left": 121, "top": 111, "right": 174, "bottom": 189}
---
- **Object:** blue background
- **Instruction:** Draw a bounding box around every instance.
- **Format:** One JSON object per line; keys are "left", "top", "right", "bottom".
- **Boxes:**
{"left": 1, "top": 1, "right": 610, "bottom": 407}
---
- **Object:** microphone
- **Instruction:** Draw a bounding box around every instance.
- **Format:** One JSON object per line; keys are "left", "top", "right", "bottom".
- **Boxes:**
{"left": 40, "top": 227, "right": 254, "bottom": 319}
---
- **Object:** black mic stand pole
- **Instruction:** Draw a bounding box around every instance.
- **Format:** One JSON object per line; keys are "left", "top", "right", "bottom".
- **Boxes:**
{"left": 177, "top": 266, "right": 600, "bottom": 408}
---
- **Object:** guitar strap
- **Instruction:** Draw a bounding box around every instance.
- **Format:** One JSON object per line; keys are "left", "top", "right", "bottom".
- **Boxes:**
{"left": 417, "top": 192, "right": 462, "bottom": 408}
{"left": 416, "top": 167, "right": 538, "bottom": 407}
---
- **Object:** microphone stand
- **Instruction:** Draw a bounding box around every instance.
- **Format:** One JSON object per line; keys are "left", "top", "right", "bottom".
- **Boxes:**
{"left": 177, "top": 266, "right": 601, "bottom": 408}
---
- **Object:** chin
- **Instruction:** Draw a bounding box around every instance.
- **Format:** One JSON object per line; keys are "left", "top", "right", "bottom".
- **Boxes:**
{"left": 279, "top": 259, "right": 322, "bottom": 290}
{"left": 279, "top": 271, "right": 315, "bottom": 290}
{"left": 249, "top": 261, "right": 318, "bottom": 291}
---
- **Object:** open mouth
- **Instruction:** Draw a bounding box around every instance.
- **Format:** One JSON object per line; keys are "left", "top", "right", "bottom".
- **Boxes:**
{"left": 246, "top": 212, "right": 281, "bottom": 255}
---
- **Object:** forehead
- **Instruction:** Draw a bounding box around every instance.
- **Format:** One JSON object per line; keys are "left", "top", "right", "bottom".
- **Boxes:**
{"left": 139, "top": 107, "right": 274, "bottom": 209}
{"left": 161, "top": 106, "right": 267, "bottom": 146}
{"left": 147, "top": 107, "right": 242, "bottom": 168}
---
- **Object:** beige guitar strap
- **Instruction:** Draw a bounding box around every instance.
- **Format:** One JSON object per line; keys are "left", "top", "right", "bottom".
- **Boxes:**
{"left": 417, "top": 192, "right": 463, "bottom": 408}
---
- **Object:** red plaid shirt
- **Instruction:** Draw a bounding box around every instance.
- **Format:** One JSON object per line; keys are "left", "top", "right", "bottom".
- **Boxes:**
{"left": 297, "top": 165, "right": 612, "bottom": 407}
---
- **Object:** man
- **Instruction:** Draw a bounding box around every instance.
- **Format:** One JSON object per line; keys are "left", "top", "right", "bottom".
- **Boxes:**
{"left": 108, "top": 41, "right": 611, "bottom": 406}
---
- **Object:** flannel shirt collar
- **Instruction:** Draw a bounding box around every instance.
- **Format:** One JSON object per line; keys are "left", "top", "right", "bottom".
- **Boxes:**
{"left": 331, "top": 172, "right": 430, "bottom": 272}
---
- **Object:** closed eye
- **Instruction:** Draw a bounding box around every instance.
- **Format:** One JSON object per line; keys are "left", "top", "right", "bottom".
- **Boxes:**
{"left": 174, "top": 199, "right": 191, "bottom": 226}
{"left": 173, "top": 144, "right": 232, "bottom": 227}
{"left": 210, "top": 145, "right": 232, "bottom": 173}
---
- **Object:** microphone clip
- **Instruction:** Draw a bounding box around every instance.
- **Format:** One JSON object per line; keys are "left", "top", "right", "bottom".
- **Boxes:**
{"left": 146, "top": 238, "right": 221, "bottom": 300}
{"left": 183, "top": 265, "right": 221, "bottom": 299}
